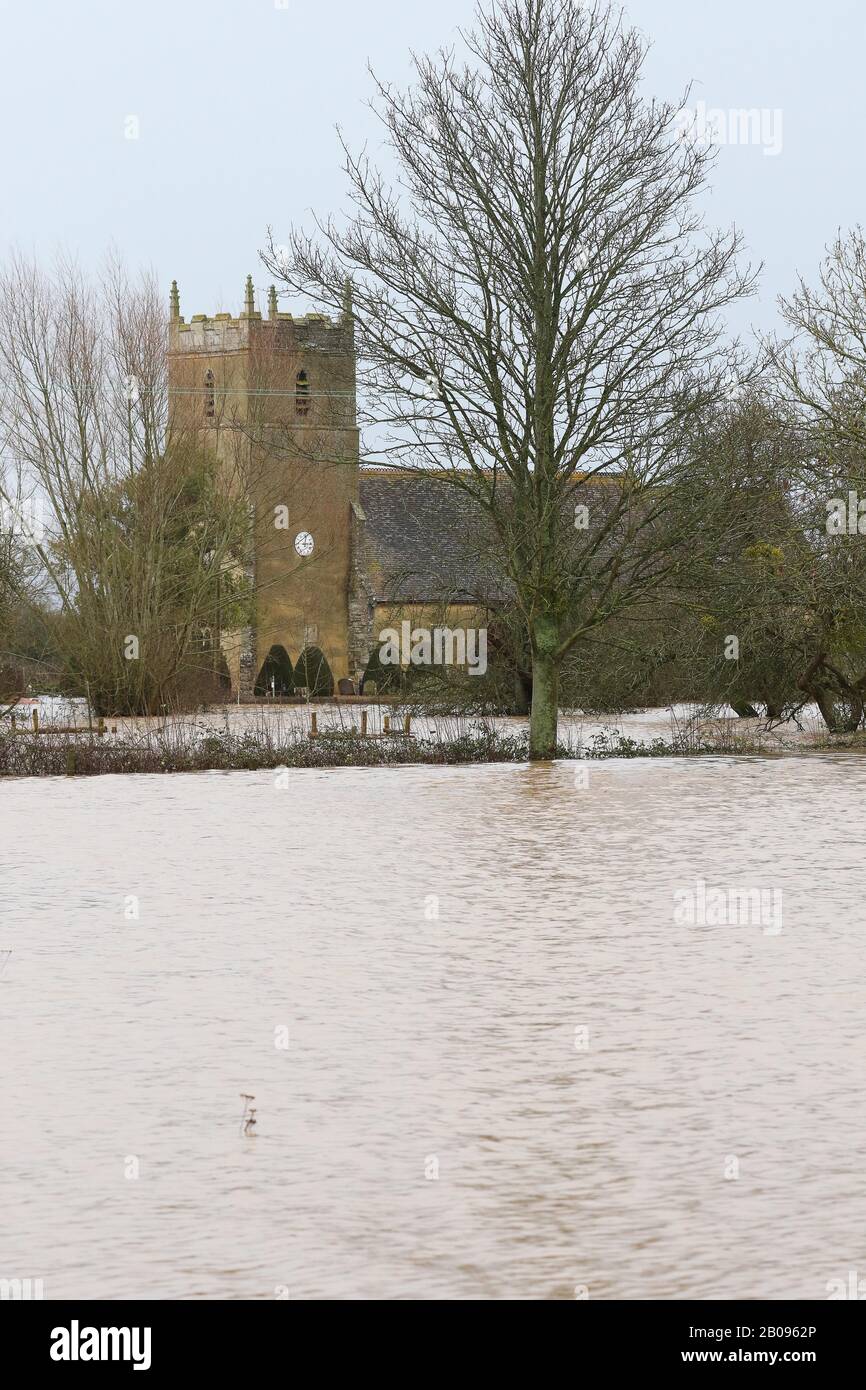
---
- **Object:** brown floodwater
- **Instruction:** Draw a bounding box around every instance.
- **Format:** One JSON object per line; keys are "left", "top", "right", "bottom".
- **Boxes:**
{"left": 1, "top": 752, "right": 864, "bottom": 1299}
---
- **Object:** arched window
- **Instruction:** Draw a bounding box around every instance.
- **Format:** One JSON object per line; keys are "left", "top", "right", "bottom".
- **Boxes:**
{"left": 204, "top": 369, "right": 215, "bottom": 419}
{"left": 295, "top": 369, "right": 311, "bottom": 417}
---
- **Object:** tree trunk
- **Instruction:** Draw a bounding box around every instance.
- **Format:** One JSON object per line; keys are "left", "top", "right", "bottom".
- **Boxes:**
{"left": 529, "top": 617, "right": 559, "bottom": 760}
{"left": 813, "top": 686, "right": 863, "bottom": 734}
{"left": 512, "top": 667, "right": 533, "bottom": 715}
{"left": 799, "top": 659, "right": 865, "bottom": 733}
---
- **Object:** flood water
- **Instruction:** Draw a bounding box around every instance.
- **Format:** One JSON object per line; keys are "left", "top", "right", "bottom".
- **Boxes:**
{"left": 1, "top": 753, "right": 864, "bottom": 1300}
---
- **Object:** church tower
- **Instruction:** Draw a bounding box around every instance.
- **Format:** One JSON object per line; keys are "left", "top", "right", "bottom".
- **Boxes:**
{"left": 167, "top": 275, "right": 359, "bottom": 698}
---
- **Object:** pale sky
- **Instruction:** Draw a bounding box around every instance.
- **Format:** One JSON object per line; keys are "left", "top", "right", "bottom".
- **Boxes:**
{"left": 1, "top": 0, "right": 862, "bottom": 337}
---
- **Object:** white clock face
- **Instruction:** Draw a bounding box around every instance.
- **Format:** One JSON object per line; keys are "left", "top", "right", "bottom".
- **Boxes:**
{"left": 294, "top": 531, "right": 314, "bottom": 557}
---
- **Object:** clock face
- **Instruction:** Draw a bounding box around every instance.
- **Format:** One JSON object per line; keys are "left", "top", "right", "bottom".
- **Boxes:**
{"left": 294, "top": 531, "right": 314, "bottom": 557}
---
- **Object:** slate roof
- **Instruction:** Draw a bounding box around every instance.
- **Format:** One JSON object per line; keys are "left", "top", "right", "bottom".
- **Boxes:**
{"left": 358, "top": 469, "right": 507, "bottom": 604}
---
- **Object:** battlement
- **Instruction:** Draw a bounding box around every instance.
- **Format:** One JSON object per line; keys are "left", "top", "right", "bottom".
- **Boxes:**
{"left": 167, "top": 276, "right": 351, "bottom": 355}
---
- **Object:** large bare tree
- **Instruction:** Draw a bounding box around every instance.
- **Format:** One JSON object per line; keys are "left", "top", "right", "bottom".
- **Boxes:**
{"left": 0, "top": 256, "right": 251, "bottom": 715}
{"left": 264, "top": 0, "right": 756, "bottom": 756}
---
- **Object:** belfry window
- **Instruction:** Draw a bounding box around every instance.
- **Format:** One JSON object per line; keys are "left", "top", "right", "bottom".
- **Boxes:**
{"left": 295, "top": 369, "right": 311, "bottom": 417}
{"left": 204, "top": 369, "right": 215, "bottom": 419}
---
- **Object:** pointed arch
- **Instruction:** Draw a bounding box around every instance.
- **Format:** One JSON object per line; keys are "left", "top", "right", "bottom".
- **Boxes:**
{"left": 204, "top": 369, "right": 215, "bottom": 419}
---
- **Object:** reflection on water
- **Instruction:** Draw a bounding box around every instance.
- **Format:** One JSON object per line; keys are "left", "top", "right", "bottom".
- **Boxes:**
{"left": 1, "top": 754, "right": 864, "bottom": 1299}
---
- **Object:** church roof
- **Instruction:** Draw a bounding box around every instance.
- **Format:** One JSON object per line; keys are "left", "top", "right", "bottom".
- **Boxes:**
{"left": 358, "top": 469, "right": 507, "bottom": 604}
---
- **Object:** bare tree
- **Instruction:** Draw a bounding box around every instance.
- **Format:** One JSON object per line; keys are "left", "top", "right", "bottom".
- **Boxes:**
{"left": 771, "top": 228, "right": 866, "bottom": 454}
{"left": 264, "top": 0, "right": 756, "bottom": 756}
{"left": 760, "top": 230, "right": 866, "bottom": 731}
{"left": 0, "top": 255, "right": 251, "bottom": 715}
{"left": 0, "top": 458, "right": 35, "bottom": 708}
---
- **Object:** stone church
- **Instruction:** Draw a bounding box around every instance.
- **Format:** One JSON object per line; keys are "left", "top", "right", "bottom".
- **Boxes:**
{"left": 167, "top": 276, "right": 488, "bottom": 699}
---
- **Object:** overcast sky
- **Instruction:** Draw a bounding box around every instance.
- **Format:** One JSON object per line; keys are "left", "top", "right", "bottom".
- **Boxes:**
{"left": 1, "top": 0, "right": 862, "bottom": 339}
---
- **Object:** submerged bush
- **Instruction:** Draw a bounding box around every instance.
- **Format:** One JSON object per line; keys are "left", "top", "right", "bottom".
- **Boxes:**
{"left": 0, "top": 716, "right": 744, "bottom": 780}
